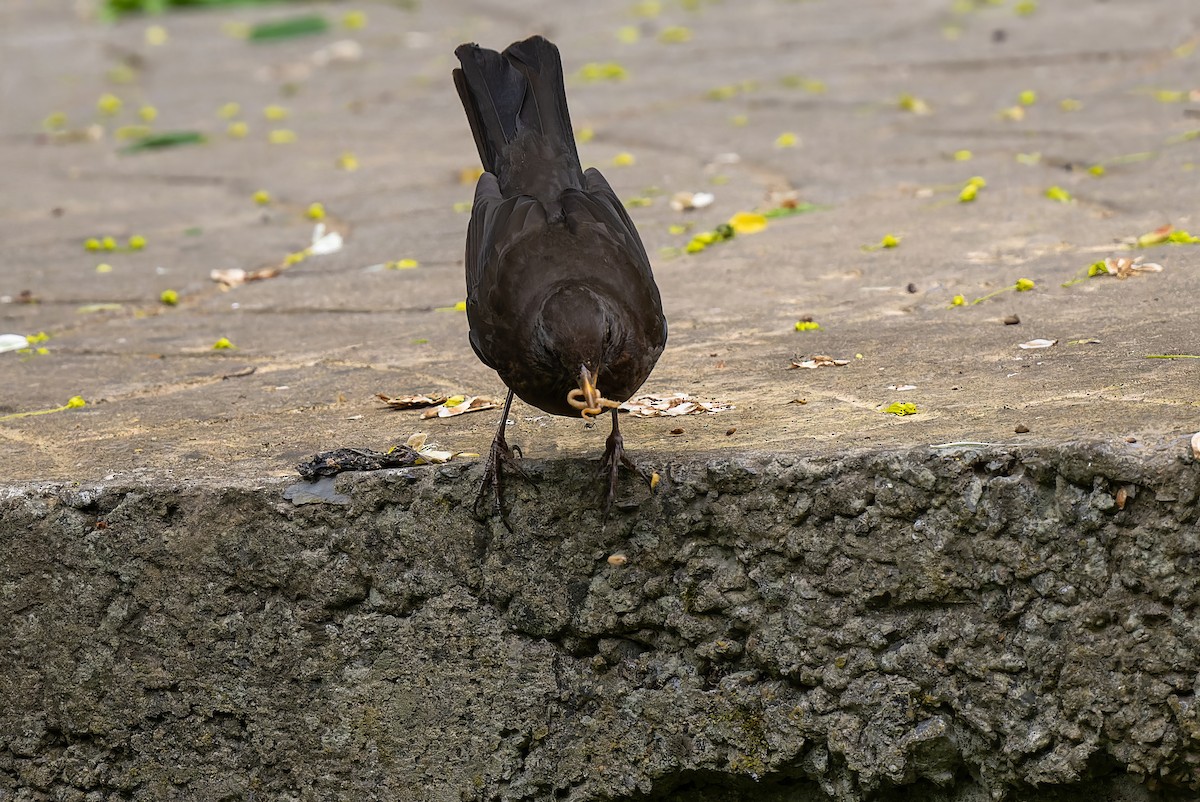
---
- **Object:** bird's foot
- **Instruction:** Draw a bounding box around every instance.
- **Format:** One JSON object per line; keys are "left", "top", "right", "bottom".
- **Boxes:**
{"left": 599, "top": 424, "right": 648, "bottom": 515}
{"left": 473, "top": 434, "right": 533, "bottom": 529}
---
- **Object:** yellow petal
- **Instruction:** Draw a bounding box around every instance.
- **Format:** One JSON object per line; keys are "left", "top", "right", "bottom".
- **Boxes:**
{"left": 658, "top": 26, "right": 692, "bottom": 43}
{"left": 145, "top": 25, "right": 168, "bottom": 46}
{"left": 729, "top": 212, "right": 767, "bottom": 235}
{"left": 774, "top": 131, "right": 799, "bottom": 148}
{"left": 97, "top": 93, "right": 122, "bottom": 116}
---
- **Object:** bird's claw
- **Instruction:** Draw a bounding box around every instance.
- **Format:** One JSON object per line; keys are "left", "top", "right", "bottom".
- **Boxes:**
{"left": 473, "top": 433, "right": 534, "bottom": 530}
{"left": 599, "top": 424, "right": 649, "bottom": 516}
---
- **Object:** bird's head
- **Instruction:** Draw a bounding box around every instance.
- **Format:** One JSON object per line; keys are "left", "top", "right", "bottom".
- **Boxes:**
{"left": 535, "top": 285, "right": 627, "bottom": 419}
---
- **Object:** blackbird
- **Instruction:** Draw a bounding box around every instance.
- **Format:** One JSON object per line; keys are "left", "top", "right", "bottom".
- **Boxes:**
{"left": 453, "top": 35, "right": 667, "bottom": 519}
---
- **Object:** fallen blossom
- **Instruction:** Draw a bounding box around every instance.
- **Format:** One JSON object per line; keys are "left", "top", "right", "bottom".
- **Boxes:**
{"left": 789, "top": 355, "right": 849, "bottom": 369}
{"left": 669, "top": 191, "right": 715, "bottom": 212}
{"left": 309, "top": 223, "right": 343, "bottom": 255}
{"left": 620, "top": 393, "right": 733, "bottom": 417}
{"left": 1103, "top": 256, "right": 1163, "bottom": 279}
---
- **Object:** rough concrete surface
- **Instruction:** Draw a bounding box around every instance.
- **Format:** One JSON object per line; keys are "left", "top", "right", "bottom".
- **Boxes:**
{"left": 4, "top": 444, "right": 1200, "bottom": 801}
{"left": 3, "top": 0, "right": 1200, "bottom": 799}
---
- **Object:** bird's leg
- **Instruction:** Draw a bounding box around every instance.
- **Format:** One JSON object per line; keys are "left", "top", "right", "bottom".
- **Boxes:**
{"left": 474, "top": 389, "right": 529, "bottom": 527}
{"left": 599, "top": 408, "right": 646, "bottom": 514}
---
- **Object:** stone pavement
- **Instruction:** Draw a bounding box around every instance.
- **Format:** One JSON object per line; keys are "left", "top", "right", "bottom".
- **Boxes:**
{"left": 2, "top": 0, "right": 1199, "bottom": 485}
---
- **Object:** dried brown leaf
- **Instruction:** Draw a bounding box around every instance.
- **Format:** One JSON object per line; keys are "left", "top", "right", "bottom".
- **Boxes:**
{"left": 376, "top": 393, "right": 448, "bottom": 410}
{"left": 789, "top": 354, "right": 850, "bottom": 369}
{"left": 421, "top": 396, "right": 498, "bottom": 418}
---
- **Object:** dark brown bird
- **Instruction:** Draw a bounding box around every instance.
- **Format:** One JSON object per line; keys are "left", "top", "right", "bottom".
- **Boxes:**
{"left": 453, "top": 35, "right": 667, "bottom": 518}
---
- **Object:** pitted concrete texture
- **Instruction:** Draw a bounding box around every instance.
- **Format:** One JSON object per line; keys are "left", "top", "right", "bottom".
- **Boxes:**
{"left": 2, "top": 0, "right": 1200, "bottom": 799}
{"left": 3, "top": 443, "right": 1200, "bottom": 800}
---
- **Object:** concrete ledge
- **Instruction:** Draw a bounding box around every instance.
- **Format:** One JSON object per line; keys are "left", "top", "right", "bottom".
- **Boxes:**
{"left": 3, "top": 441, "right": 1198, "bottom": 800}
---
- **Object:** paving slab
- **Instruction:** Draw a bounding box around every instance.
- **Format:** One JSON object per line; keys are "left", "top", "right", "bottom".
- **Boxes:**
{"left": 3, "top": 0, "right": 1199, "bottom": 483}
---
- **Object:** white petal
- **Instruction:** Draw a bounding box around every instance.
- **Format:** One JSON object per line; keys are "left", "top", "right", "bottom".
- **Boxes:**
{"left": 309, "top": 223, "right": 343, "bottom": 256}
{"left": 1018, "top": 338, "right": 1058, "bottom": 349}
{"left": 211, "top": 268, "right": 247, "bottom": 287}
{"left": 0, "top": 333, "right": 29, "bottom": 353}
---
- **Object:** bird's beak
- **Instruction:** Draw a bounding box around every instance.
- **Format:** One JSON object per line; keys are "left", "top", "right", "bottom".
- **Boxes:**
{"left": 579, "top": 365, "right": 598, "bottom": 407}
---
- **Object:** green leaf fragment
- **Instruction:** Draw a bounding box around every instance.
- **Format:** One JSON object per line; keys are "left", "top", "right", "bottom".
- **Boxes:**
{"left": 120, "top": 130, "right": 206, "bottom": 153}
{"left": 763, "top": 203, "right": 822, "bottom": 218}
{"left": 1166, "top": 129, "right": 1200, "bottom": 144}
{"left": 0, "top": 396, "right": 87, "bottom": 422}
{"left": 248, "top": 15, "right": 330, "bottom": 42}
{"left": 104, "top": 0, "right": 301, "bottom": 18}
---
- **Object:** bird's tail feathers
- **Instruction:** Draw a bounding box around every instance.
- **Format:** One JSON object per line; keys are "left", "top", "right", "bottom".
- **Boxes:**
{"left": 453, "top": 35, "right": 580, "bottom": 176}
{"left": 453, "top": 44, "right": 522, "bottom": 174}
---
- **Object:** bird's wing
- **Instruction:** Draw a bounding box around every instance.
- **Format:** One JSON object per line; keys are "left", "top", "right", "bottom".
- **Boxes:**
{"left": 465, "top": 172, "right": 548, "bottom": 370}
{"left": 465, "top": 172, "right": 503, "bottom": 300}
{"left": 578, "top": 167, "right": 653, "bottom": 273}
